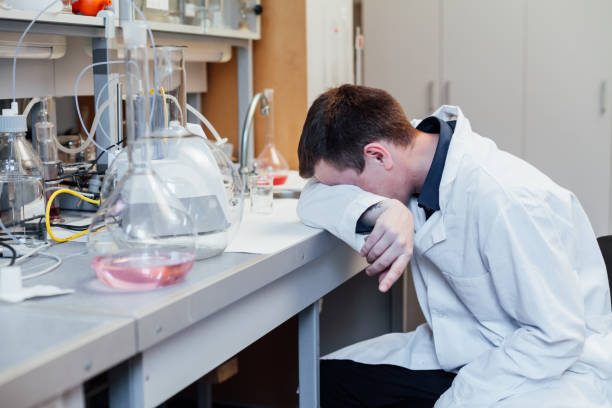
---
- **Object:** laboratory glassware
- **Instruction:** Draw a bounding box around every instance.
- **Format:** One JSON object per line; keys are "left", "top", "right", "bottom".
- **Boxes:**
{"left": 34, "top": 96, "right": 62, "bottom": 221}
{"left": 88, "top": 22, "right": 197, "bottom": 291}
{"left": 0, "top": 106, "right": 46, "bottom": 246}
{"left": 134, "top": 0, "right": 181, "bottom": 24}
{"left": 183, "top": 0, "right": 205, "bottom": 26}
{"left": 250, "top": 174, "right": 273, "bottom": 214}
{"left": 254, "top": 89, "right": 289, "bottom": 186}
{"left": 102, "top": 45, "right": 244, "bottom": 260}
{"left": 206, "top": 0, "right": 225, "bottom": 29}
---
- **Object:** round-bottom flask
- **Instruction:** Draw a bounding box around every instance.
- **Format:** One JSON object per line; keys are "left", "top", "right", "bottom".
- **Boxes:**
{"left": 101, "top": 125, "right": 244, "bottom": 260}
{"left": 88, "top": 150, "right": 197, "bottom": 291}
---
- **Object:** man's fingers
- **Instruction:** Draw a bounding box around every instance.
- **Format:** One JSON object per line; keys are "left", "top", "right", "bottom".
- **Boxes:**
{"left": 378, "top": 254, "right": 410, "bottom": 293}
{"left": 360, "top": 222, "right": 386, "bottom": 256}
{"left": 365, "top": 233, "right": 393, "bottom": 264}
{"left": 365, "top": 243, "right": 399, "bottom": 276}
{"left": 378, "top": 269, "right": 389, "bottom": 284}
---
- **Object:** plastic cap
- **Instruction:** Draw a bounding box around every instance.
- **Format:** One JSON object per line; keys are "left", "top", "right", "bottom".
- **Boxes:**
{"left": 123, "top": 21, "right": 147, "bottom": 48}
{"left": 0, "top": 114, "right": 27, "bottom": 133}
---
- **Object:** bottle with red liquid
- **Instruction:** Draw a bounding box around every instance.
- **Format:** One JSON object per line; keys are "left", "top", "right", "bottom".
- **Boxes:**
{"left": 254, "top": 89, "right": 289, "bottom": 186}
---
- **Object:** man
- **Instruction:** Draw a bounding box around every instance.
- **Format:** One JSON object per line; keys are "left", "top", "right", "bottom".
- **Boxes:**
{"left": 296, "top": 85, "right": 612, "bottom": 407}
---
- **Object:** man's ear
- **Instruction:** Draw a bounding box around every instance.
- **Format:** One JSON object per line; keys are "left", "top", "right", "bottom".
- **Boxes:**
{"left": 363, "top": 142, "right": 393, "bottom": 170}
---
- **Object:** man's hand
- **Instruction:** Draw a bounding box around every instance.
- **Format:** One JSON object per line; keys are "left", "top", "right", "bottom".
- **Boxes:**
{"left": 359, "top": 199, "right": 414, "bottom": 293}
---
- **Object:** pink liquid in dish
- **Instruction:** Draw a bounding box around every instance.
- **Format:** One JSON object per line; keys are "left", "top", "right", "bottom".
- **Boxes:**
{"left": 91, "top": 250, "right": 195, "bottom": 291}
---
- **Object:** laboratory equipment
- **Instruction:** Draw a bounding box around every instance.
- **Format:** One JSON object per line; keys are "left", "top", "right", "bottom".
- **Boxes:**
{"left": 134, "top": 0, "right": 181, "bottom": 24}
{"left": 0, "top": 103, "right": 46, "bottom": 247}
{"left": 250, "top": 174, "right": 273, "bottom": 214}
{"left": 71, "top": 0, "right": 112, "bottom": 16}
{"left": 239, "top": 1, "right": 263, "bottom": 30}
{"left": 102, "top": 45, "right": 244, "bottom": 260}
{"left": 253, "top": 89, "right": 289, "bottom": 186}
{"left": 88, "top": 22, "right": 197, "bottom": 291}
{"left": 183, "top": 0, "right": 205, "bottom": 26}
{"left": 206, "top": 0, "right": 225, "bottom": 29}
{"left": 34, "top": 96, "right": 62, "bottom": 221}
{"left": 239, "top": 91, "right": 268, "bottom": 177}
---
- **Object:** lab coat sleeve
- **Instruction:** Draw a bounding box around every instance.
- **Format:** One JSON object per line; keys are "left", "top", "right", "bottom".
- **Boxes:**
{"left": 296, "top": 179, "right": 387, "bottom": 252}
{"left": 435, "top": 199, "right": 586, "bottom": 408}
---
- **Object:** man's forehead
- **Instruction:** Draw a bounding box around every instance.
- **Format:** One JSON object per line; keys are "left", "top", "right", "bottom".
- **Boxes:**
{"left": 314, "top": 160, "right": 359, "bottom": 185}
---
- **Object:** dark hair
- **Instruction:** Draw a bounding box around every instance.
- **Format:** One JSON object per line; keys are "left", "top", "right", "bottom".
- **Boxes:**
{"left": 298, "top": 84, "right": 416, "bottom": 178}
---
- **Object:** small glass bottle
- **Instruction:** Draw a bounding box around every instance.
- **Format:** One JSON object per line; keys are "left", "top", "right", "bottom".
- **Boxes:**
{"left": 254, "top": 89, "right": 289, "bottom": 186}
{"left": 0, "top": 105, "right": 46, "bottom": 246}
{"left": 34, "top": 96, "right": 62, "bottom": 222}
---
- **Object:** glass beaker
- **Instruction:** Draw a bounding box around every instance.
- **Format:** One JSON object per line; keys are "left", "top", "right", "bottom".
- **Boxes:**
{"left": 254, "top": 89, "right": 289, "bottom": 186}
{"left": 0, "top": 113, "right": 46, "bottom": 247}
{"left": 250, "top": 174, "right": 273, "bottom": 214}
{"left": 89, "top": 22, "right": 197, "bottom": 291}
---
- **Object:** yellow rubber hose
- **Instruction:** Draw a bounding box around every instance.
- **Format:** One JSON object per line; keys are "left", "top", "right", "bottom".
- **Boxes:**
{"left": 45, "top": 188, "right": 100, "bottom": 243}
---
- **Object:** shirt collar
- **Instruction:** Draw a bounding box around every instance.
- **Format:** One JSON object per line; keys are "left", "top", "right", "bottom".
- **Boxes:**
{"left": 416, "top": 116, "right": 455, "bottom": 213}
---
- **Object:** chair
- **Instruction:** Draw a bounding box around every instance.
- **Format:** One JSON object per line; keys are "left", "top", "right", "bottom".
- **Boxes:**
{"left": 595, "top": 235, "right": 612, "bottom": 305}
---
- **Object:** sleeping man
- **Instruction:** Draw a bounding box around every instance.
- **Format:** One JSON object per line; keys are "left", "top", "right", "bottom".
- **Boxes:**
{"left": 296, "top": 84, "right": 612, "bottom": 407}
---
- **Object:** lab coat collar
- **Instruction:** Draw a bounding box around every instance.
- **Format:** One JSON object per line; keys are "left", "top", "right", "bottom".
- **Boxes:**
{"left": 430, "top": 105, "right": 473, "bottom": 211}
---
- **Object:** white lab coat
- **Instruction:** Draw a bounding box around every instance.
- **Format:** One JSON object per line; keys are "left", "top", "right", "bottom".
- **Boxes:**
{"left": 297, "top": 106, "right": 612, "bottom": 407}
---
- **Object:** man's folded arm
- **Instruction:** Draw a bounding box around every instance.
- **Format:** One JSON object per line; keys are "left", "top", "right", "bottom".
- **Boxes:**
{"left": 296, "top": 179, "right": 387, "bottom": 252}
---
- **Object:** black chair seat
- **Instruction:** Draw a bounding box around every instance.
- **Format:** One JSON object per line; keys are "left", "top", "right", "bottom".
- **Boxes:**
{"left": 595, "top": 235, "right": 612, "bottom": 305}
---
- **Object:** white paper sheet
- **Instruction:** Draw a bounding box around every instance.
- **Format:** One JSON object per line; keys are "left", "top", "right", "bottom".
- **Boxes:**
{"left": 225, "top": 198, "right": 322, "bottom": 254}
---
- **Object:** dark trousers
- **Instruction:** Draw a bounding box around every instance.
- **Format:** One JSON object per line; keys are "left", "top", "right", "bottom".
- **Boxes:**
{"left": 321, "top": 359, "right": 456, "bottom": 408}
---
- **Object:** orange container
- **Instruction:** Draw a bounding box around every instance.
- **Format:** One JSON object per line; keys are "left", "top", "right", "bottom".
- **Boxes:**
{"left": 72, "top": 0, "right": 112, "bottom": 16}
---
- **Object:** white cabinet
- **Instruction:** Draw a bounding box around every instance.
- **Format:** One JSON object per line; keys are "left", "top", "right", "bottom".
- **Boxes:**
{"left": 524, "top": 0, "right": 612, "bottom": 236}
{"left": 362, "top": 1, "right": 612, "bottom": 235}
{"left": 442, "top": 0, "right": 525, "bottom": 157}
{"left": 362, "top": 0, "right": 440, "bottom": 120}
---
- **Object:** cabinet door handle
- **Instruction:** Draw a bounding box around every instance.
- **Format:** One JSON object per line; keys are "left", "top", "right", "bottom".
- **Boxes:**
{"left": 427, "top": 80, "right": 435, "bottom": 113}
{"left": 600, "top": 80, "right": 607, "bottom": 115}
{"left": 443, "top": 80, "right": 451, "bottom": 105}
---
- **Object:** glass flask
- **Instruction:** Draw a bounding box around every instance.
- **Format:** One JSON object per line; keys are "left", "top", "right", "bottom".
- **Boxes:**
{"left": 34, "top": 96, "right": 62, "bottom": 222}
{"left": 101, "top": 45, "right": 244, "bottom": 260}
{"left": 0, "top": 109, "right": 46, "bottom": 247}
{"left": 254, "top": 89, "right": 289, "bottom": 186}
{"left": 89, "top": 22, "right": 197, "bottom": 291}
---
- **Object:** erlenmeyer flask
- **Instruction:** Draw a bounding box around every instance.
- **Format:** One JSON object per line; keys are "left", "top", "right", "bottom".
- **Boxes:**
{"left": 101, "top": 45, "right": 244, "bottom": 260}
{"left": 88, "top": 23, "right": 197, "bottom": 290}
{"left": 254, "top": 89, "right": 289, "bottom": 186}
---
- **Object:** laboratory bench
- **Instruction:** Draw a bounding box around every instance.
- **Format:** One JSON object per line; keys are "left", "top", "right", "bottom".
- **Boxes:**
{"left": 0, "top": 198, "right": 369, "bottom": 408}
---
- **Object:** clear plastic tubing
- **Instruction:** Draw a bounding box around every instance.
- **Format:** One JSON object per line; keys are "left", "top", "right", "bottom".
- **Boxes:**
{"left": 12, "top": 0, "right": 63, "bottom": 103}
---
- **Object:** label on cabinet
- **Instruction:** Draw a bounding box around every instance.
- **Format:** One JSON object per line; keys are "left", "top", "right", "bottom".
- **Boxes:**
{"left": 147, "top": 0, "right": 169, "bottom": 11}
